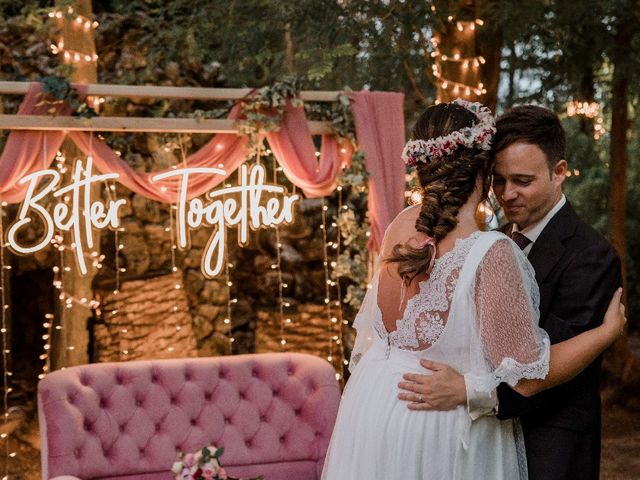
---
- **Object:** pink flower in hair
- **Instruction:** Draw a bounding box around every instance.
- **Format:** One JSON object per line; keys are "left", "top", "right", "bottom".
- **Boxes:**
{"left": 401, "top": 98, "right": 495, "bottom": 166}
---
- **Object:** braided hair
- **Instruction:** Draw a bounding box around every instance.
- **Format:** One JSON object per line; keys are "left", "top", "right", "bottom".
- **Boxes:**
{"left": 386, "top": 102, "right": 493, "bottom": 284}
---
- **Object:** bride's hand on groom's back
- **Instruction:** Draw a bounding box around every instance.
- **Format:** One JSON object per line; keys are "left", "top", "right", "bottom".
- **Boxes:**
{"left": 397, "top": 360, "right": 466, "bottom": 410}
{"left": 601, "top": 287, "right": 626, "bottom": 341}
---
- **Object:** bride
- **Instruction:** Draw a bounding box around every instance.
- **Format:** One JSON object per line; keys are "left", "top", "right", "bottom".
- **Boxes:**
{"left": 321, "top": 99, "right": 625, "bottom": 479}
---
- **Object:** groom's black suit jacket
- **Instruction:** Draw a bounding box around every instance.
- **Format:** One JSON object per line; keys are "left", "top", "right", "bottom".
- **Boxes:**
{"left": 496, "top": 201, "right": 621, "bottom": 480}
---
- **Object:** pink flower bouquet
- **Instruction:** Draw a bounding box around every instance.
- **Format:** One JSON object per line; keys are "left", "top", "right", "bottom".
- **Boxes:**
{"left": 172, "top": 445, "right": 263, "bottom": 480}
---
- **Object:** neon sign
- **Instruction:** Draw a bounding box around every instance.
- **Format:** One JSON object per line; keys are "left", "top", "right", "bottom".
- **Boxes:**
{"left": 6, "top": 160, "right": 299, "bottom": 278}
{"left": 6, "top": 157, "right": 125, "bottom": 275}
{"left": 151, "top": 163, "right": 299, "bottom": 277}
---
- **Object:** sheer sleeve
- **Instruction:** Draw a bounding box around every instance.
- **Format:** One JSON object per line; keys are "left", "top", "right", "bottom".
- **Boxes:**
{"left": 465, "top": 238, "right": 550, "bottom": 393}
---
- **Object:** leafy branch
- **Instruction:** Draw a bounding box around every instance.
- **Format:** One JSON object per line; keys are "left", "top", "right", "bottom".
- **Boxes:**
{"left": 37, "top": 75, "right": 97, "bottom": 118}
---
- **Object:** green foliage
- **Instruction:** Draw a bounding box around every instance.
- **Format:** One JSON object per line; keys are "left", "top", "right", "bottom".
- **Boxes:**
{"left": 236, "top": 76, "right": 304, "bottom": 152}
{"left": 38, "top": 75, "right": 97, "bottom": 117}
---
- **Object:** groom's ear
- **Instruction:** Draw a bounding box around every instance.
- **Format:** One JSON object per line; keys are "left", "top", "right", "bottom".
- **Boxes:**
{"left": 552, "top": 159, "right": 568, "bottom": 186}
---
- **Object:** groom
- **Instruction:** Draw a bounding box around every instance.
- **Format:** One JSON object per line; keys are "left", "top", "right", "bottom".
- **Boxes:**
{"left": 398, "top": 105, "right": 622, "bottom": 480}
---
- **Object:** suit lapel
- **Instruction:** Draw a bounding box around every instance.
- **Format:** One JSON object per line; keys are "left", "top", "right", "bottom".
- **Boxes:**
{"left": 527, "top": 202, "right": 578, "bottom": 285}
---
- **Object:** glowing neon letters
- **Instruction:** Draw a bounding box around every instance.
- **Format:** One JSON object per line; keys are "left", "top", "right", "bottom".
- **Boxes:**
{"left": 6, "top": 157, "right": 125, "bottom": 275}
{"left": 151, "top": 163, "right": 299, "bottom": 277}
{"left": 6, "top": 160, "right": 299, "bottom": 278}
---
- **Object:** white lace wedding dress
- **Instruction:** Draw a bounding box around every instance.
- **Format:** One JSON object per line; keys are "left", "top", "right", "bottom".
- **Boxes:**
{"left": 321, "top": 231, "right": 550, "bottom": 480}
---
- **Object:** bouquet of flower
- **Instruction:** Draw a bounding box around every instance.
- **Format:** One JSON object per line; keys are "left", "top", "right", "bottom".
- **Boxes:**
{"left": 171, "top": 445, "right": 263, "bottom": 480}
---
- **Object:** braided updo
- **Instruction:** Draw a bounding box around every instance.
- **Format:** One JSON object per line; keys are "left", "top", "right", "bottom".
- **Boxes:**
{"left": 386, "top": 102, "right": 494, "bottom": 284}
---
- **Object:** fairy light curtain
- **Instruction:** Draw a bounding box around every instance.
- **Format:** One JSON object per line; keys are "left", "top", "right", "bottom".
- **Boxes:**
{"left": 0, "top": 82, "right": 405, "bottom": 251}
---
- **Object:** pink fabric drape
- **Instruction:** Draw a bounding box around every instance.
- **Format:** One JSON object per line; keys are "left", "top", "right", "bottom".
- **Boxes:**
{"left": 0, "top": 84, "right": 70, "bottom": 202}
{"left": 68, "top": 122, "right": 249, "bottom": 203}
{"left": 266, "top": 101, "right": 352, "bottom": 198}
{"left": 0, "top": 83, "right": 250, "bottom": 203}
{"left": 351, "top": 91, "right": 406, "bottom": 252}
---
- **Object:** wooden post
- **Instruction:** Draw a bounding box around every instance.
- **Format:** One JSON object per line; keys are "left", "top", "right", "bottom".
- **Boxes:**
{"left": 51, "top": 0, "right": 98, "bottom": 369}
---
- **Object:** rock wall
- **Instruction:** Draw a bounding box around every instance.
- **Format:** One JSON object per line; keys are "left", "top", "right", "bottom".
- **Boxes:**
{"left": 93, "top": 274, "right": 197, "bottom": 361}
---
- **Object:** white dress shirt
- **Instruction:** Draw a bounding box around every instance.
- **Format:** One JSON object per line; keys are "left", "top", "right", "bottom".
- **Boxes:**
{"left": 511, "top": 195, "right": 567, "bottom": 256}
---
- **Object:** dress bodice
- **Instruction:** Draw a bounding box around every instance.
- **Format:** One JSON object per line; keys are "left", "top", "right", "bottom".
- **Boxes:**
{"left": 373, "top": 231, "right": 482, "bottom": 352}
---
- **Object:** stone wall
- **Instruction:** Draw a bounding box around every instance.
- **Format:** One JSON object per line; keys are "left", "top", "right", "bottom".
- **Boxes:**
{"left": 94, "top": 274, "right": 197, "bottom": 361}
{"left": 91, "top": 186, "right": 350, "bottom": 363}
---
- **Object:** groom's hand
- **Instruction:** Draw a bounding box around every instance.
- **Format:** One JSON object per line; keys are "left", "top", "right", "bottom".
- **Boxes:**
{"left": 397, "top": 359, "right": 467, "bottom": 411}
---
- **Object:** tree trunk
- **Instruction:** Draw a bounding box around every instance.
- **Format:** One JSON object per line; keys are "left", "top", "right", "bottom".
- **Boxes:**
{"left": 51, "top": 0, "right": 98, "bottom": 369}
{"left": 475, "top": 0, "right": 501, "bottom": 112}
{"left": 505, "top": 41, "right": 516, "bottom": 109}
{"left": 603, "top": 4, "right": 640, "bottom": 404}
{"left": 434, "top": 0, "right": 501, "bottom": 111}
{"left": 284, "top": 22, "right": 295, "bottom": 74}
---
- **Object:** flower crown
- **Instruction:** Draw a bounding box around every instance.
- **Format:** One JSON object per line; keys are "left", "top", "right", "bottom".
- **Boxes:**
{"left": 402, "top": 99, "right": 496, "bottom": 167}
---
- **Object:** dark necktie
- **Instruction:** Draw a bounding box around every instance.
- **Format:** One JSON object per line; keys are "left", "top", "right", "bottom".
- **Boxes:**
{"left": 511, "top": 231, "right": 532, "bottom": 251}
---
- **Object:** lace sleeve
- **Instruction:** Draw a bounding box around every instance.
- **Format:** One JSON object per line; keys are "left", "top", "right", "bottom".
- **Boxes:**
{"left": 466, "top": 238, "right": 550, "bottom": 392}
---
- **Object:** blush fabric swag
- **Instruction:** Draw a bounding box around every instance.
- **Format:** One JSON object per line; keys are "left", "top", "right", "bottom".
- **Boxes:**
{"left": 0, "top": 83, "right": 405, "bottom": 252}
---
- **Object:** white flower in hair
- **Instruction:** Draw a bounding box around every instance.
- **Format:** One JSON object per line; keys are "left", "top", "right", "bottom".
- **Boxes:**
{"left": 402, "top": 99, "right": 496, "bottom": 167}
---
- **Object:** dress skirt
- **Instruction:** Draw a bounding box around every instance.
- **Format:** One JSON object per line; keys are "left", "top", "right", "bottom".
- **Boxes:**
{"left": 321, "top": 339, "right": 523, "bottom": 480}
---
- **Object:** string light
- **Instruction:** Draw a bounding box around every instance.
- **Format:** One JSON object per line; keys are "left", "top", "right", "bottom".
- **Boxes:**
{"left": 49, "top": 43, "right": 98, "bottom": 63}
{"left": 162, "top": 137, "right": 192, "bottom": 355}
{"left": 272, "top": 156, "right": 288, "bottom": 350}
{"left": 52, "top": 139, "right": 104, "bottom": 364}
{"left": 430, "top": 10, "right": 486, "bottom": 100}
{"left": 432, "top": 64, "right": 486, "bottom": 96}
{"left": 101, "top": 178, "right": 127, "bottom": 360}
{"left": 566, "top": 100, "right": 606, "bottom": 140}
{"left": 332, "top": 187, "right": 346, "bottom": 382}
{"left": 223, "top": 248, "right": 236, "bottom": 353}
{"left": 320, "top": 198, "right": 334, "bottom": 366}
{"left": 431, "top": 50, "right": 486, "bottom": 68}
{"left": 47, "top": 147, "right": 65, "bottom": 371}
{"left": 217, "top": 170, "right": 239, "bottom": 352}
{"left": 48, "top": 6, "right": 99, "bottom": 31}
{"left": 48, "top": 7, "right": 99, "bottom": 64}
{"left": 566, "top": 100, "right": 600, "bottom": 118}
{"left": 594, "top": 119, "right": 606, "bottom": 140}
{"left": 0, "top": 202, "right": 16, "bottom": 476}
{"left": 38, "top": 313, "right": 54, "bottom": 380}
{"left": 166, "top": 203, "right": 183, "bottom": 354}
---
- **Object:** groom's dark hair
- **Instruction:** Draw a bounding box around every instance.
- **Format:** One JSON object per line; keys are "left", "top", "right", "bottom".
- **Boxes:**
{"left": 493, "top": 105, "right": 566, "bottom": 171}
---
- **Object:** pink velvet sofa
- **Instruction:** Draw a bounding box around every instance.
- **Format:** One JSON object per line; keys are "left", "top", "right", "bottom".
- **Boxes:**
{"left": 38, "top": 353, "right": 341, "bottom": 480}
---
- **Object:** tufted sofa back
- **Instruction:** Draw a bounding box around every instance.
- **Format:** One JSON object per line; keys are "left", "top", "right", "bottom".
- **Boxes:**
{"left": 38, "top": 353, "right": 341, "bottom": 480}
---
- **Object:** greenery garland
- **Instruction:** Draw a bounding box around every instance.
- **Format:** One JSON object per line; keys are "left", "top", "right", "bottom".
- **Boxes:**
{"left": 37, "top": 75, "right": 97, "bottom": 118}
